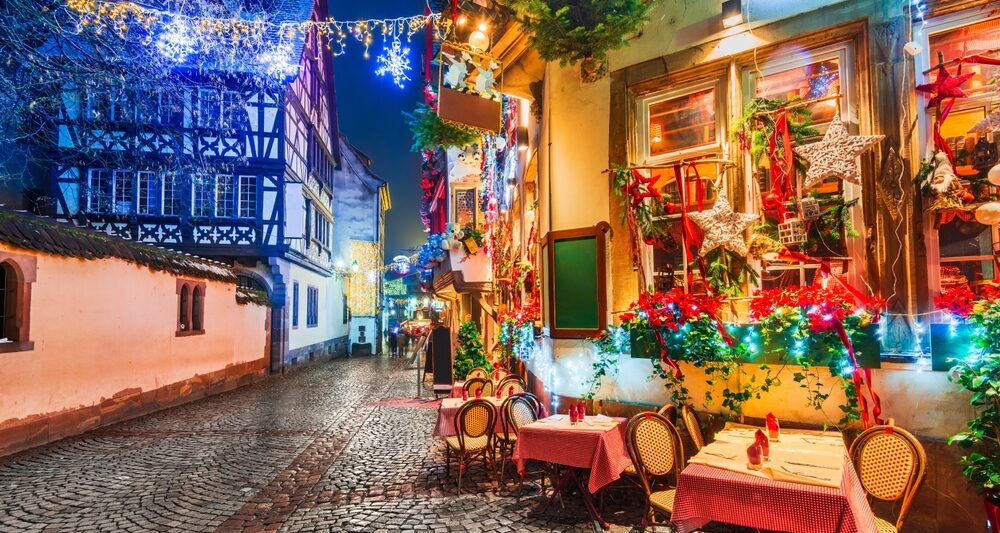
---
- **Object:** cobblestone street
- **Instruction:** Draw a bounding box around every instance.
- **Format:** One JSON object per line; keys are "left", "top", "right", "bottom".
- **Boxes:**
{"left": 0, "top": 356, "right": 646, "bottom": 532}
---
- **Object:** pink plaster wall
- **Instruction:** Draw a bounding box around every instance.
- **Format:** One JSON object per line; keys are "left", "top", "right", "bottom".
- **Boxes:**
{"left": 0, "top": 243, "right": 268, "bottom": 425}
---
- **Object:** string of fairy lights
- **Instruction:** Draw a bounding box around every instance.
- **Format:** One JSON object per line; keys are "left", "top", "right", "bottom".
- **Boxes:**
{"left": 65, "top": 0, "right": 453, "bottom": 85}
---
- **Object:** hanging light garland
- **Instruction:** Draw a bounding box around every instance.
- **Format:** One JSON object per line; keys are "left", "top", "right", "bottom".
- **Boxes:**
{"left": 65, "top": 0, "right": 451, "bottom": 83}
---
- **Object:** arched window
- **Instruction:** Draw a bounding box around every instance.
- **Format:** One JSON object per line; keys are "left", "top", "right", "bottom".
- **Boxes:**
{"left": 179, "top": 285, "right": 190, "bottom": 331}
{"left": 0, "top": 262, "right": 19, "bottom": 341}
{"left": 192, "top": 286, "right": 203, "bottom": 331}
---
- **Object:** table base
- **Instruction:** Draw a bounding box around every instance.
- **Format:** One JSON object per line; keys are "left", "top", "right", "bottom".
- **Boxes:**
{"left": 546, "top": 468, "right": 611, "bottom": 531}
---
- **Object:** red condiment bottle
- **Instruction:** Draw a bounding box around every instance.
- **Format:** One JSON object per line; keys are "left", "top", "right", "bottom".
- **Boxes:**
{"left": 766, "top": 412, "right": 780, "bottom": 441}
{"left": 475, "top": 388, "right": 482, "bottom": 400}
{"left": 508, "top": 385, "right": 514, "bottom": 397}
{"left": 462, "top": 389, "right": 468, "bottom": 401}
{"left": 577, "top": 403, "right": 586, "bottom": 421}
{"left": 569, "top": 405, "right": 578, "bottom": 424}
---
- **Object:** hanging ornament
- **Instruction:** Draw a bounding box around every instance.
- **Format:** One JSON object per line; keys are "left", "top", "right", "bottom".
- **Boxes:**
{"left": 799, "top": 196, "right": 822, "bottom": 220}
{"left": 973, "top": 137, "right": 1000, "bottom": 169}
{"left": 794, "top": 114, "right": 884, "bottom": 190}
{"left": 927, "top": 151, "right": 965, "bottom": 213}
{"left": 969, "top": 108, "right": 1000, "bottom": 135}
{"left": 916, "top": 65, "right": 975, "bottom": 109}
{"left": 686, "top": 190, "right": 758, "bottom": 257}
{"left": 375, "top": 30, "right": 412, "bottom": 88}
{"left": 778, "top": 217, "right": 808, "bottom": 246}
{"left": 976, "top": 202, "right": 1000, "bottom": 225}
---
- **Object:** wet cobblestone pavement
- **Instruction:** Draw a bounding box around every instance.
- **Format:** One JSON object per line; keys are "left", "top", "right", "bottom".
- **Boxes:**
{"left": 0, "top": 356, "right": 652, "bottom": 532}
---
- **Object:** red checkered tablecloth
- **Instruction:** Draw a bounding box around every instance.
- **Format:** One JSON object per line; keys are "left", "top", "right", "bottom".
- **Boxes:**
{"left": 512, "top": 416, "right": 631, "bottom": 493}
{"left": 433, "top": 397, "right": 504, "bottom": 437}
{"left": 671, "top": 454, "right": 877, "bottom": 533}
{"left": 449, "top": 381, "right": 465, "bottom": 398}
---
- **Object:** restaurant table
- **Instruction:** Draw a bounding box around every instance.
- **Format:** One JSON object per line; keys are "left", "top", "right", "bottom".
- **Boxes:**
{"left": 449, "top": 381, "right": 465, "bottom": 398}
{"left": 671, "top": 427, "right": 877, "bottom": 533}
{"left": 433, "top": 396, "right": 505, "bottom": 437}
{"left": 512, "top": 414, "right": 631, "bottom": 530}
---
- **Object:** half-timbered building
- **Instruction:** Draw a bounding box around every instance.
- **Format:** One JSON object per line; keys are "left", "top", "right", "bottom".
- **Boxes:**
{"left": 44, "top": 0, "right": 346, "bottom": 371}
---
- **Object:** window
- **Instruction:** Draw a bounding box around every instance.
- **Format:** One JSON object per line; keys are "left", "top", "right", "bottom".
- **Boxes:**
{"left": 307, "top": 286, "right": 319, "bottom": 328}
{"left": 238, "top": 175, "right": 257, "bottom": 218}
{"left": 453, "top": 187, "right": 479, "bottom": 228}
{"left": 112, "top": 170, "right": 134, "bottom": 214}
{"left": 216, "top": 175, "right": 234, "bottom": 217}
{"left": 137, "top": 171, "right": 159, "bottom": 215}
{"left": 640, "top": 82, "right": 721, "bottom": 163}
{"left": 192, "top": 175, "right": 213, "bottom": 217}
{"left": 292, "top": 281, "right": 299, "bottom": 328}
{"left": 0, "top": 262, "right": 19, "bottom": 341}
{"left": 110, "top": 91, "right": 133, "bottom": 122}
{"left": 86, "top": 89, "right": 111, "bottom": 121}
{"left": 159, "top": 90, "right": 184, "bottom": 127}
{"left": 0, "top": 256, "right": 34, "bottom": 352}
{"left": 176, "top": 280, "right": 205, "bottom": 335}
{"left": 198, "top": 89, "right": 221, "bottom": 128}
{"left": 222, "top": 91, "right": 245, "bottom": 129}
{"left": 919, "top": 12, "right": 1000, "bottom": 290}
{"left": 87, "top": 169, "right": 112, "bottom": 213}
{"left": 162, "top": 174, "right": 179, "bottom": 215}
{"left": 312, "top": 210, "right": 330, "bottom": 247}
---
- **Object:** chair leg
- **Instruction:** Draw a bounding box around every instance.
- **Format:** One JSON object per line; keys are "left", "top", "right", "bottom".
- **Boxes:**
{"left": 457, "top": 455, "right": 465, "bottom": 494}
{"left": 445, "top": 446, "right": 451, "bottom": 476}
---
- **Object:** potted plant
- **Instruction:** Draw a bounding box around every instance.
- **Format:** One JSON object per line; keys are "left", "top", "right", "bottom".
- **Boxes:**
{"left": 949, "top": 298, "right": 1000, "bottom": 532}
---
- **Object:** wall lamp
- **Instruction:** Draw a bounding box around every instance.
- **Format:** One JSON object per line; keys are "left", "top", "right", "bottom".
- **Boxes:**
{"left": 722, "top": 0, "right": 742, "bottom": 28}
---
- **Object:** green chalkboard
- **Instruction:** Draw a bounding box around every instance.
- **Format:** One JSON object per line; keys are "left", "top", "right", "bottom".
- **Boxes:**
{"left": 553, "top": 237, "right": 599, "bottom": 329}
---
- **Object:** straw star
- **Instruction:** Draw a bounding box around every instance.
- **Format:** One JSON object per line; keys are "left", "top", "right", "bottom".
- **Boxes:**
{"left": 795, "top": 114, "right": 883, "bottom": 189}
{"left": 687, "top": 191, "right": 758, "bottom": 257}
{"left": 916, "top": 65, "right": 974, "bottom": 109}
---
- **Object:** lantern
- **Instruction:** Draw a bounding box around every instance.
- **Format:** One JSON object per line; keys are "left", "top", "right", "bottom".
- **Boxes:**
{"left": 799, "top": 197, "right": 822, "bottom": 220}
{"left": 778, "top": 218, "right": 808, "bottom": 245}
{"left": 975, "top": 202, "right": 1000, "bottom": 225}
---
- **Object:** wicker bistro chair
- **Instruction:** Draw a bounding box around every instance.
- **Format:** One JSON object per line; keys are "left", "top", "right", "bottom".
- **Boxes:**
{"left": 466, "top": 367, "right": 490, "bottom": 380}
{"left": 445, "top": 399, "right": 497, "bottom": 492}
{"left": 496, "top": 375, "right": 526, "bottom": 398}
{"left": 496, "top": 394, "right": 540, "bottom": 483}
{"left": 849, "top": 425, "right": 927, "bottom": 533}
{"left": 626, "top": 412, "right": 685, "bottom": 531}
{"left": 463, "top": 377, "right": 494, "bottom": 398}
{"left": 679, "top": 404, "right": 705, "bottom": 453}
{"left": 623, "top": 404, "right": 678, "bottom": 478}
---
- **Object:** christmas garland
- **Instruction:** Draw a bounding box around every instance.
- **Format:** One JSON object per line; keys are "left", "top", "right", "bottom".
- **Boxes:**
{"left": 498, "top": 300, "right": 540, "bottom": 362}
{"left": 508, "top": 0, "right": 654, "bottom": 79}
{"left": 404, "top": 102, "right": 480, "bottom": 152}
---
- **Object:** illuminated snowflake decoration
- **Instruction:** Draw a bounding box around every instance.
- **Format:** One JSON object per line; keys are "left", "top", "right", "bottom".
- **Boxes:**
{"left": 156, "top": 18, "right": 196, "bottom": 63}
{"left": 375, "top": 37, "right": 411, "bottom": 88}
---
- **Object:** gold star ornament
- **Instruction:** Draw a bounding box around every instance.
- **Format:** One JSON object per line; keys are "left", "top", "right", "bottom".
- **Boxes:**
{"left": 687, "top": 191, "right": 758, "bottom": 257}
{"left": 794, "top": 114, "right": 883, "bottom": 190}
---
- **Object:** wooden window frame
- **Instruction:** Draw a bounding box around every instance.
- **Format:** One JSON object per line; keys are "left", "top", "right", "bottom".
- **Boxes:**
{"left": 292, "top": 281, "right": 300, "bottom": 329}
{"left": 544, "top": 223, "right": 610, "bottom": 338}
{"left": 176, "top": 279, "right": 206, "bottom": 336}
{"left": 306, "top": 285, "right": 319, "bottom": 328}
{"left": 638, "top": 79, "right": 724, "bottom": 165}
{"left": 0, "top": 252, "right": 35, "bottom": 353}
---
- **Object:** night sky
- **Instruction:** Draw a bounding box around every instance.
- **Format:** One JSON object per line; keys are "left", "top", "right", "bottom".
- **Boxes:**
{"left": 331, "top": 0, "right": 428, "bottom": 260}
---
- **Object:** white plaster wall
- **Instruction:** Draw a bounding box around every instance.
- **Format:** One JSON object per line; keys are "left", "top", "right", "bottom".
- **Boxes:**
{"left": 286, "top": 263, "right": 338, "bottom": 351}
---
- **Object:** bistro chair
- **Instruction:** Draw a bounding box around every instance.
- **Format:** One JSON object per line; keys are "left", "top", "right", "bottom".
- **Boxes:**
{"left": 497, "top": 375, "right": 526, "bottom": 398}
{"left": 849, "top": 425, "right": 927, "bottom": 533}
{"left": 518, "top": 391, "right": 546, "bottom": 418}
{"left": 445, "top": 399, "right": 497, "bottom": 493}
{"left": 466, "top": 367, "right": 489, "bottom": 380}
{"left": 624, "top": 404, "right": 678, "bottom": 478}
{"left": 463, "top": 377, "right": 494, "bottom": 398}
{"left": 680, "top": 404, "right": 705, "bottom": 453}
{"left": 626, "top": 412, "right": 685, "bottom": 531}
{"left": 497, "top": 394, "right": 539, "bottom": 483}
{"left": 491, "top": 367, "right": 510, "bottom": 382}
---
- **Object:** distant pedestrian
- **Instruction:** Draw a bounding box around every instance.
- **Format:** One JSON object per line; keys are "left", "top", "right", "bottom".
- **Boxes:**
{"left": 396, "top": 331, "right": 407, "bottom": 358}
{"left": 388, "top": 329, "right": 398, "bottom": 357}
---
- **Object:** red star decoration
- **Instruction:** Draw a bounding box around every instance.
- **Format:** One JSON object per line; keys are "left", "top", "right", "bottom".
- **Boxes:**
{"left": 916, "top": 65, "right": 974, "bottom": 109}
{"left": 628, "top": 169, "right": 662, "bottom": 208}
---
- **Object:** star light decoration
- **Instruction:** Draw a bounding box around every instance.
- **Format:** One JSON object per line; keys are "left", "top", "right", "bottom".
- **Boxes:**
{"left": 916, "top": 65, "right": 974, "bottom": 108}
{"left": 687, "top": 190, "right": 758, "bottom": 257}
{"left": 794, "top": 114, "right": 884, "bottom": 189}
{"left": 375, "top": 36, "right": 412, "bottom": 88}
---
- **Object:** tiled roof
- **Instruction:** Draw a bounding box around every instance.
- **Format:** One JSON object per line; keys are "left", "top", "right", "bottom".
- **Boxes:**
{"left": 0, "top": 210, "right": 237, "bottom": 283}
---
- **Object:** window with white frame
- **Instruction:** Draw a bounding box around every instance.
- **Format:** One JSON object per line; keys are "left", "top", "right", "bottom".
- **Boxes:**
{"left": 192, "top": 175, "right": 214, "bottom": 217}
{"left": 87, "top": 169, "right": 112, "bottom": 213}
{"left": 216, "top": 175, "right": 234, "bottom": 217}
{"left": 222, "top": 91, "right": 245, "bottom": 129}
{"left": 159, "top": 90, "right": 184, "bottom": 127}
{"left": 637, "top": 81, "right": 725, "bottom": 293}
{"left": 453, "top": 187, "right": 479, "bottom": 228}
{"left": 162, "top": 174, "right": 179, "bottom": 215}
{"left": 917, "top": 11, "right": 1000, "bottom": 291}
{"left": 741, "top": 40, "right": 864, "bottom": 289}
{"left": 198, "top": 89, "right": 221, "bottom": 128}
{"left": 238, "top": 175, "right": 257, "bottom": 218}
{"left": 137, "top": 171, "right": 158, "bottom": 215}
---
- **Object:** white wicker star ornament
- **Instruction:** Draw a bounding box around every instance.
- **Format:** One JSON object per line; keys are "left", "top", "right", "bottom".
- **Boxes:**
{"left": 687, "top": 191, "right": 758, "bottom": 257}
{"left": 794, "top": 114, "right": 883, "bottom": 190}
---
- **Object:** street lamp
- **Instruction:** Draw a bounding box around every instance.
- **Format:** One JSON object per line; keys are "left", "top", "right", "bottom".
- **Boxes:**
{"left": 351, "top": 260, "right": 359, "bottom": 273}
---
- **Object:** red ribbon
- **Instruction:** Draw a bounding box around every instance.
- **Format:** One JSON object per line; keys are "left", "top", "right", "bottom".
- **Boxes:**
{"left": 767, "top": 109, "right": 794, "bottom": 221}
{"left": 652, "top": 328, "right": 683, "bottom": 379}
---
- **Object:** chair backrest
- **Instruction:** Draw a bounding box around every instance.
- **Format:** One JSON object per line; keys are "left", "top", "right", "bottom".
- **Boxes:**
{"left": 626, "top": 412, "right": 685, "bottom": 496}
{"left": 466, "top": 367, "right": 489, "bottom": 380}
{"left": 680, "top": 404, "right": 705, "bottom": 452}
{"left": 491, "top": 367, "right": 510, "bottom": 382}
{"left": 497, "top": 376, "right": 526, "bottom": 398}
{"left": 518, "top": 391, "right": 545, "bottom": 418}
{"left": 850, "top": 425, "right": 927, "bottom": 531}
{"left": 657, "top": 403, "right": 677, "bottom": 425}
{"left": 464, "top": 377, "right": 490, "bottom": 397}
{"left": 502, "top": 395, "right": 539, "bottom": 441}
{"left": 455, "top": 399, "right": 496, "bottom": 450}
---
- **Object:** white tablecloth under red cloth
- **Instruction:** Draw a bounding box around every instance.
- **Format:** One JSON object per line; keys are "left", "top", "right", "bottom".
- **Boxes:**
{"left": 511, "top": 416, "right": 631, "bottom": 493}
{"left": 671, "top": 454, "right": 877, "bottom": 533}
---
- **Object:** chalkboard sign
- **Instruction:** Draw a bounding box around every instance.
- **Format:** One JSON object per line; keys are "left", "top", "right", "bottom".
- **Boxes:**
{"left": 545, "top": 224, "right": 609, "bottom": 338}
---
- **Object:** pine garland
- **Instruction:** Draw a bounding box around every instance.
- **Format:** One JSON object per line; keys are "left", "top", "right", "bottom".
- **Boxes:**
{"left": 507, "top": 0, "right": 654, "bottom": 66}
{"left": 403, "top": 103, "right": 480, "bottom": 152}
